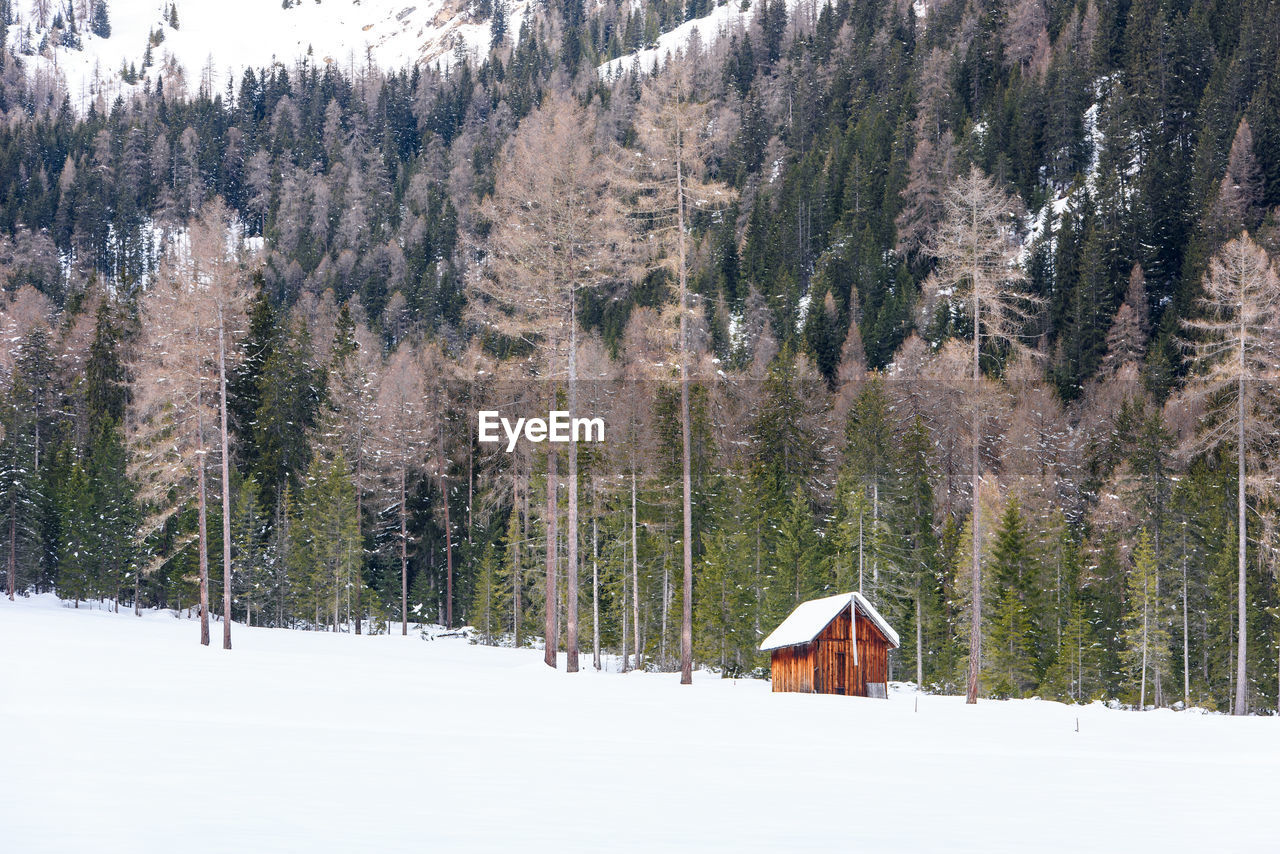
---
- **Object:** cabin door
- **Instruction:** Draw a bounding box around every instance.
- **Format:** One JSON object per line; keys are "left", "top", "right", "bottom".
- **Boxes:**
{"left": 834, "top": 652, "right": 847, "bottom": 695}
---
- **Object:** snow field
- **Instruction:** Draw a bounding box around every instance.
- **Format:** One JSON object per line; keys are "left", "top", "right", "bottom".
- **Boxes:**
{"left": 2, "top": 593, "right": 1277, "bottom": 852}
{"left": 11, "top": 0, "right": 530, "bottom": 107}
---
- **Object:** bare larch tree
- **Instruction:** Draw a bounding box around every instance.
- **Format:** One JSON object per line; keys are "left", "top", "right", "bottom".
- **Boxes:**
{"left": 627, "top": 66, "right": 735, "bottom": 683}
{"left": 1181, "top": 234, "right": 1280, "bottom": 715}
{"left": 472, "top": 95, "right": 631, "bottom": 671}
{"left": 925, "top": 165, "right": 1039, "bottom": 703}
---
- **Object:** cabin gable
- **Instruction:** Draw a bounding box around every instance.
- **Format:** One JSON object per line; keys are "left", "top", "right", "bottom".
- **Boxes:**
{"left": 762, "top": 593, "right": 898, "bottom": 698}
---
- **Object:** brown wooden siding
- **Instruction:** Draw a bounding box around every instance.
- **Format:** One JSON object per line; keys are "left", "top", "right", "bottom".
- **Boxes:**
{"left": 769, "top": 603, "right": 893, "bottom": 697}
{"left": 769, "top": 643, "right": 815, "bottom": 692}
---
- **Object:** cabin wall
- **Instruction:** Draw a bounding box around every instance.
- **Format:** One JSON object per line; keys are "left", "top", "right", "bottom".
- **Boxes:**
{"left": 769, "top": 604, "right": 893, "bottom": 697}
{"left": 770, "top": 644, "right": 815, "bottom": 692}
{"left": 851, "top": 612, "right": 890, "bottom": 697}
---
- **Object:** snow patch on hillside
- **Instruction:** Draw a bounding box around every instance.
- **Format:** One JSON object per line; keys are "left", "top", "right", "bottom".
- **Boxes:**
{"left": 1021, "top": 78, "right": 1118, "bottom": 261}
{"left": 3, "top": 592, "right": 1279, "bottom": 852}
{"left": 7, "top": 0, "right": 530, "bottom": 108}
{"left": 600, "top": 0, "right": 814, "bottom": 79}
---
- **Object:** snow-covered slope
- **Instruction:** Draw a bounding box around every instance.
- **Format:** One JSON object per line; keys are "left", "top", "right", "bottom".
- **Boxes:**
{"left": 600, "top": 0, "right": 832, "bottom": 79}
{"left": 8, "top": 0, "right": 529, "bottom": 107}
{"left": 3, "top": 593, "right": 1278, "bottom": 852}
{"left": 601, "top": 0, "right": 756, "bottom": 78}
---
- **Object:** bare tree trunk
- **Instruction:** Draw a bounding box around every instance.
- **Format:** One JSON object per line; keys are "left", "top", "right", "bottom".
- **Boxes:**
{"left": 916, "top": 594, "right": 924, "bottom": 687}
{"left": 544, "top": 448, "right": 558, "bottom": 668}
{"left": 7, "top": 507, "right": 15, "bottom": 601}
{"left": 219, "top": 317, "right": 233, "bottom": 650}
{"left": 1182, "top": 541, "right": 1190, "bottom": 704}
{"left": 966, "top": 253, "right": 981, "bottom": 705}
{"left": 438, "top": 418, "right": 454, "bottom": 629}
{"left": 197, "top": 397, "right": 211, "bottom": 647}
{"left": 631, "top": 467, "right": 641, "bottom": 672}
{"left": 871, "top": 482, "right": 879, "bottom": 590}
{"left": 858, "top": 509, "right": 864, "bottom": 594}
{"left": 592, "top": 479, "right": 601, "bottom": 671}
{"left": 621, "top": 519, "right": 629, "bottom": 673}
{"left": 355, "top": 450, "right": 363, "bottom": 635}
{"left": 661, "top": 552, "right": 670, "bottom": 668}
{"left": 1235, "top": 363, "right": 1248, "bottom": 714}
{"left": 677, "top": 106, "right": 694, "bottom": 686}
{"left": 513, "top": 466, "right": 522, "bottom": 647}
{"left": 400, "top": 462, "right": 408, "bottom": 636}
{"left": 1140, "top": 596, "right": 1149, "bottom": 709}
{"left": 567, "top": 306, "right": 580, "bottom": 672}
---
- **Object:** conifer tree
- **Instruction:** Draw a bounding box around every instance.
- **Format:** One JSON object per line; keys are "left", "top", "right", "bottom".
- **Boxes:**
{"left": 1123, "top": 530, "right": 1169, "bottom": 708}
{"left": 985, "top": 499, "right": 1038, "bottom": 696}
{"left": 326, "top": 302, "right": 379, "bottom": 632}
{"left": 1, "top": 329, "right": 53, "bottom": 601}
{"left": 232, "top": 475, "right": 268, "bottom": 626}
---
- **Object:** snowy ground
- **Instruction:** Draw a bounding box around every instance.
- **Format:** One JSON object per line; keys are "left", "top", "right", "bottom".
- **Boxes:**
{"left": 3, "top": 594, "right": 1277, "bottom": 852}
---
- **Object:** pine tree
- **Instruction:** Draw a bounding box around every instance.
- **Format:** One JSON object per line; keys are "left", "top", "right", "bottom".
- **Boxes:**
{"left": 90, "top": 0, "right": 109, "bottom": 38}
{"left": 1123, "top": 530, "right": 1170, "bottom": 708}
{"left": 1, "top": 329, "right": 53, "bottom": 601}
{"left": 489, "top": 0, "right": 507, "bottom": 48}
{"left": 86, "top": 420, "right": 136, "bottom": 611}
{"left": 695, "top": 519, "right": 756, "bottom": 676}
{"left": 840, "top": 377, "right": 898, "bottom": 601}
{"left": 774, "top": 486, "right": 818, "bottom": 615}
{"left": 898, "top": 416, "right": 941, "bottom": 688}
{"left": 56, "top": 459, "right": 94, "bottom": 605}
{"left": 471, "top": 540, "right": 502, "bottom": 644}
{"left": 232, "top": 475, "right": 269, "bottom": 626}
{"left": 985, "top": 499, "right": 1038, "bottom": 697}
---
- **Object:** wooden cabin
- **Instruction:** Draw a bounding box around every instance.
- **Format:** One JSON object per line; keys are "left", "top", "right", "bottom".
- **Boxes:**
{"left": 760, "top": 592, "right": 900, "bottom": 697}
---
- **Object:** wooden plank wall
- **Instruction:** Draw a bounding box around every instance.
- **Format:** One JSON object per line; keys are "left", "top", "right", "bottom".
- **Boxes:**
{"left": 769, "top": 644, "right": 815, "bottom": 692}
{"left": 770, "top": 604, "right": 893, "bottom": 696}
{"left": 814, "top": 610, "right": 851, "bottom": 695}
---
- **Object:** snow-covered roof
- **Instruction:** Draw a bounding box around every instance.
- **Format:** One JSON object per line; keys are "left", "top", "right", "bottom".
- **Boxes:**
{"left": 759, "top": 592, "right": 900, "bottom": 652}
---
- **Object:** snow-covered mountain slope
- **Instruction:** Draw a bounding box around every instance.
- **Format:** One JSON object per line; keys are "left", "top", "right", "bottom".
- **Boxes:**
{"left": 4, "top": 592, "right": 1278, "bottom": 852}
{"left": 599, "top": 0, "right": 808, "bottom": 79}
{"left": 8, "top": 0, "right": 529, "bottom": 107}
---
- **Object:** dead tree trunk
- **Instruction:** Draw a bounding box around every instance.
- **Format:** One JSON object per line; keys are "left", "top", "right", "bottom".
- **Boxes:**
{"left": 677, "top": 107, "right": 694, "bottom": 686}
{"left": 1235, "top": 355, "right": 1248, "bottom": 714}
{"left": 7, "top": 506, "right": 15, "bottom": 601}
{"left": 566, "top": 307, "right": 580, "bottom": 672}
{"left": 196, "top": 395, "right": 211, "bottom": 647}
{"left": 513, "top": 465, "right": 523, "bottom": 647}
{"left": 592, "top": 479, "right": 601, "bottom": 671}
{"left": 355, "top": 450, "right": 363, "bottom": 635}
{"left": 632, "top": 468, "right": 641, "bottom": 671}
{"left": 400, "top": 461, "right": 408, "bottom": 636}
{"left": 439, "top": 424, "right": 453, "bottom": 629}
{"left": 966, "top": 263, "right": 981, "bottom": 705}
{"left": 544, "top": 447, "right": 558, "bottom": 668}
{"left": 218, "top": 316, "right": 233, "bottom": 650}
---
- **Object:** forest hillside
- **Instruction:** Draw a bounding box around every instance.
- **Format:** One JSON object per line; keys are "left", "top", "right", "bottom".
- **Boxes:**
{"left": 1, "top": 0, "right": 1279, "bottom": 714}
